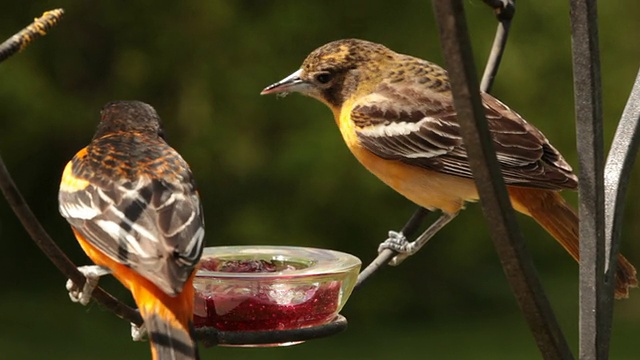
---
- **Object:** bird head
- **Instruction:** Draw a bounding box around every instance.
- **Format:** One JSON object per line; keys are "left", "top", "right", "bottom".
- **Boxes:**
{"left": 261, "top": 39, "right": 394, "bottom": 109}
{"left": 95, "top": 101, "right": 164, "bottom": 139}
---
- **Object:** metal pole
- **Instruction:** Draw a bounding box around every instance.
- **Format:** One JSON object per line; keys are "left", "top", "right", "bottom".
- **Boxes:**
{"left": 432, "top": 1, "right": 573, "bottom": 358}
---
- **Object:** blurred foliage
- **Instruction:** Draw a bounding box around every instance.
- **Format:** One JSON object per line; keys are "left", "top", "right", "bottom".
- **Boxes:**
{"left": 1, "top": 1, "right": 639, "bottom": 359}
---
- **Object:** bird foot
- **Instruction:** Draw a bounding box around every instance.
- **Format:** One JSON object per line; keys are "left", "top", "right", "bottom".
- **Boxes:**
{"left": 378, "top": 231, "right": 416, "bottom": 266}
{"left": 66, "top": 265, "right": 111, "bottom": 306}
{"left": 378, "top": 212, "right": 457, "bottom": 266}
{"left": 131, "top": 322, "right": 147, "bottom": 342}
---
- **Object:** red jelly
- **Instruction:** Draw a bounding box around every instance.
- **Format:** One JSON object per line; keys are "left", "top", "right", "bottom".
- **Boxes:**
{"left": 193, "top": 259, "right": 341, "bottom": 331}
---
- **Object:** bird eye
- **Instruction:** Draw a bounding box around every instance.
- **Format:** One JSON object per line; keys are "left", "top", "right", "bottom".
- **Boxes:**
{"left": 315, "top": 72, "right": 332, "bottom": 84}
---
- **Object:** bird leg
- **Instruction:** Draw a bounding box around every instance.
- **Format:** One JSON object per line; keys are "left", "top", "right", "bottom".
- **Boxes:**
{"left": 65, "top": 265, "right": 111, "bottom": 306}
{"left": 379, "top": 212, "right": 458, "bottom": 266}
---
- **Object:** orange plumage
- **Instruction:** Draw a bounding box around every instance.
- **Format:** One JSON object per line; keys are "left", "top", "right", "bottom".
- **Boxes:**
{"left": 262, "top": 39, "right": 637, "bottom": 298}
{"left": 59, "top": 101, "right": 204, "bottom": 359}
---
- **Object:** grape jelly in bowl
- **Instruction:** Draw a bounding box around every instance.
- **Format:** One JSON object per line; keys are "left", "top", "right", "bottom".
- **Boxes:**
{"left": 193, "top": 246, "right": 361, "bottom": 345}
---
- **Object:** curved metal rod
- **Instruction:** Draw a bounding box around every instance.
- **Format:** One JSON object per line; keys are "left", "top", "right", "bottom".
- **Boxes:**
{"left": 480, "top": 0, "right": 515, "bottom": 93}
{"left": 195, "top": 315, "right": 348, "bottom": 347}
{"left": 0, "top": 10, "right": 144, "bottom": 327}
{"left": 0, "top": 156, "right": 143, "bottom": 325}
{"left": 432, "top": 1, "right": 572, "bottom": 358}
{"left": 604, "top": 69, "right": 640, "bottom": 280}
{"left": 355, "top": 208, "right": 429, "bottom": 289}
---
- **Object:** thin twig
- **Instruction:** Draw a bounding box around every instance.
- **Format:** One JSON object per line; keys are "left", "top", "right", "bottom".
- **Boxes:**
{"left": 0, "top": 9, "right": 65, "bottom": 62}
{"left": 0, "top": 9, "right": 143, "bottom": 327}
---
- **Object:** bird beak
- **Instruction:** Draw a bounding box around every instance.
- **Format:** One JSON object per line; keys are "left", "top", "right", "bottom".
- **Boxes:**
{"left": 260, "top": 69, "right": 306, "bottom": 95}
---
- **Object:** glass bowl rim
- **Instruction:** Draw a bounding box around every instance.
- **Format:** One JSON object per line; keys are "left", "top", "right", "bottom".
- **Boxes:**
{"left": 195, "top": 245, "right": 361, "bottom": 279}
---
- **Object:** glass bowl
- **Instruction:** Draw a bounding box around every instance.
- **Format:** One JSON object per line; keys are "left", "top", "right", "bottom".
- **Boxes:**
{"left": 193, "top": 246, "right": 361, "bottom": 340}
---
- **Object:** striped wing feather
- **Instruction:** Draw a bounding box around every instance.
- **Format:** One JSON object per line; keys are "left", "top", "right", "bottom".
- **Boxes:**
{"left": 352, "top": 82, "right": 577, "bottom": 191}
{"left": 60, "top": 171, "right": 204, "bottom": 296}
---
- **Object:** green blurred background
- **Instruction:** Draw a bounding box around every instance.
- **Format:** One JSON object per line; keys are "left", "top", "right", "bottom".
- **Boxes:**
{"left": 1, "top": 1, "right": 639, "bottom": 359}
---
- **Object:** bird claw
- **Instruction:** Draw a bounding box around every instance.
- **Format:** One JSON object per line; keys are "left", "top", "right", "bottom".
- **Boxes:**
{"left": 131, "top": 322, "right": 148, "bottom": 342}
{"left": 378, "top": 231, "right": 415, "bottom": 266}
{"left": 66, "top": 265, "right": 111, "bottom": 306}
{"left": 378, "top": 213, "right": 458, "bottom": 266}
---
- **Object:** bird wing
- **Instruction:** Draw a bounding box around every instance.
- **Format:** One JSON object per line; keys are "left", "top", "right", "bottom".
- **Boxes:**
{"left": 351, "top": 82, "right": 577, "bottom": 190}
{"left": 59, "top": 147, "right": 205, "bottom": 296}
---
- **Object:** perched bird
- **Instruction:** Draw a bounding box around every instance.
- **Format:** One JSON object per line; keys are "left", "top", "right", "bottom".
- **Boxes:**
{"left": 59, "top": 101, "right": 205, "bottom": 359}
{"left": 261, "top": 38, "right": 637, "bottom": 298}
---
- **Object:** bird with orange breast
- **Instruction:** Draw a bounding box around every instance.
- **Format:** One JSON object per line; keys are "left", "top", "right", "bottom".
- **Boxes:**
{"left": 59, "top": 101, "right": 204, "bottom": 359}
{"left": 262, "top": 38, "right": 637, "bottom": 298}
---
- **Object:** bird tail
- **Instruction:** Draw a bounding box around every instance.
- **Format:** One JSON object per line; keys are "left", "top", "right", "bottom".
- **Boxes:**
{"left": 508, "top": 187, "right": 638, "bottom": 299}
{"left": 70, "top": 230, "right": 199, "bottom": 358}
{"left": 132, "top": 276, "right": 199, "bottom": 360}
